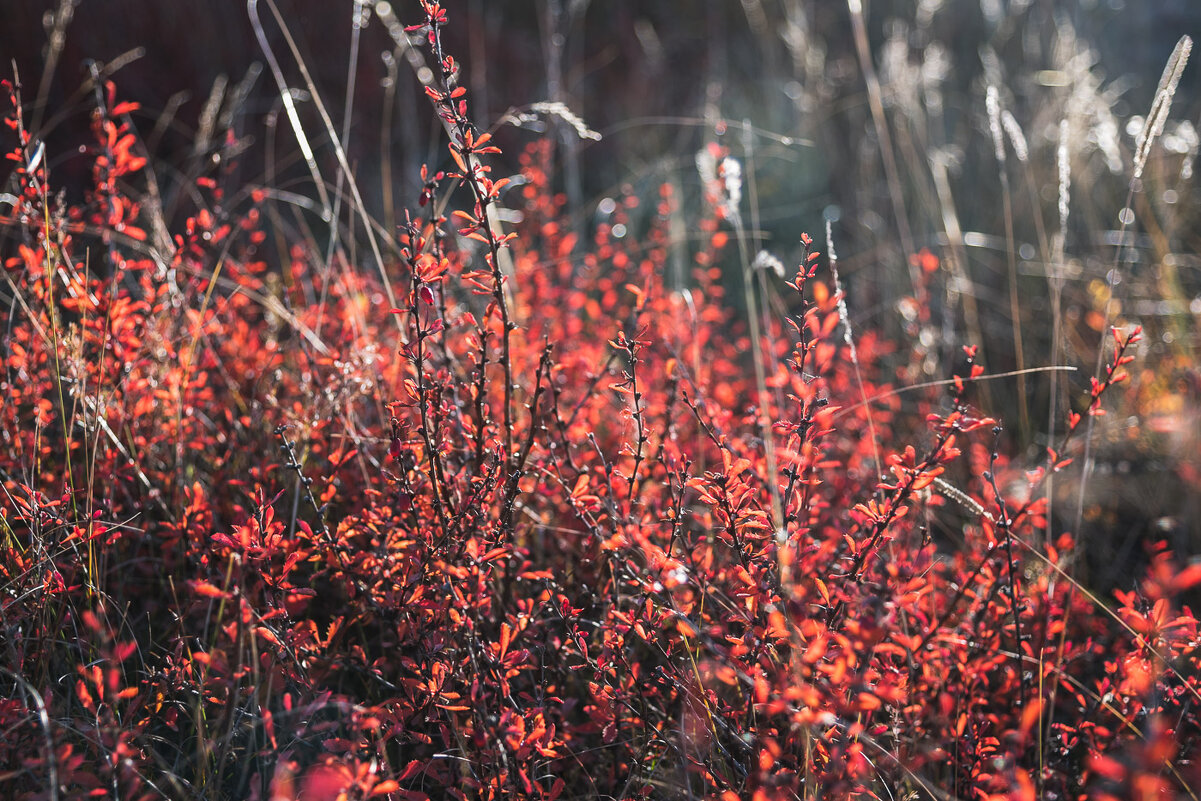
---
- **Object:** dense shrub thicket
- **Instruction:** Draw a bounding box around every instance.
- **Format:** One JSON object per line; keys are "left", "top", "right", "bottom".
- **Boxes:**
{"left": 2, "top": 3, "right": 1199, "bottom": 799}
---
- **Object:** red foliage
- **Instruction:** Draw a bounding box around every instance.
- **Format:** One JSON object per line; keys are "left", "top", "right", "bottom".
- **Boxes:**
{"left": 1, "top": 5, "right": 1199, "bottom": 799}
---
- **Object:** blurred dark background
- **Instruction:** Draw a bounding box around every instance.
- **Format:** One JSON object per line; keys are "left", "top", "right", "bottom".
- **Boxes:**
{"left": 3, "top": 0, "right": 1201, "bottom": 583}
{"left": 4, "top": 1, "right": 1198, "bottom": 246}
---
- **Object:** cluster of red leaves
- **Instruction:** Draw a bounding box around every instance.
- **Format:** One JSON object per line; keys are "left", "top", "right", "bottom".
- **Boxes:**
{"left": 2, "top": 4, "right": 1200, "bottom": 800}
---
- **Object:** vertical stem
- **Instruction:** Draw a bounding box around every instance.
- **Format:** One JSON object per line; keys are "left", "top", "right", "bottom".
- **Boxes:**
{"left": 847, "top": 0, "right": 920, "bottom": 296}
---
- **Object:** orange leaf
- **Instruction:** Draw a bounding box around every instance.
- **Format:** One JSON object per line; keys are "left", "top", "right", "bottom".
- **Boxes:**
{"left": 1172, "top": 562, "right": 1201, "bottom": 592}
{"left": 191, "top": 580, "right": 232, "bottom": 600}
